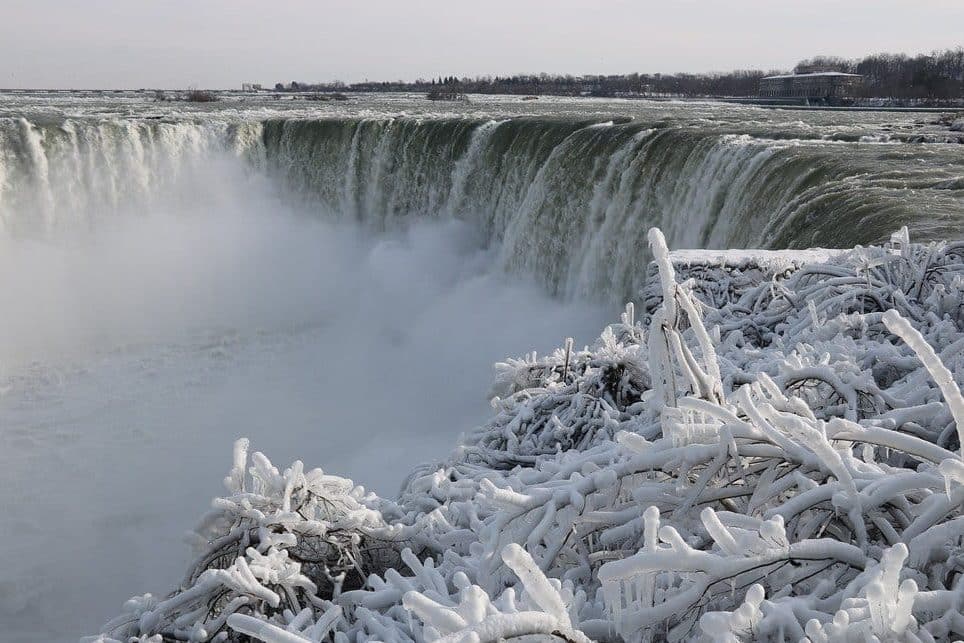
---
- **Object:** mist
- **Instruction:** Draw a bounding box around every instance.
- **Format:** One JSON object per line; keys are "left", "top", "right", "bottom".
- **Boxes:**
{"left": 0, "top": 154, "right": 611, "bottom": 641}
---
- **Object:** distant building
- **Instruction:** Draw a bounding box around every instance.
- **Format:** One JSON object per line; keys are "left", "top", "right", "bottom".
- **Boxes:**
{"left": 241, "top": 83, "right": 263, "bottom": 92}
{"left": 758, "top": 72, "right": 862, "bottom": 99}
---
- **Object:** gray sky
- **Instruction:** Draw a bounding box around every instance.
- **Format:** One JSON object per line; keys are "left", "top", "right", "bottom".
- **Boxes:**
{"left": 2, "top": 0, "right": 962, "bottom": 89}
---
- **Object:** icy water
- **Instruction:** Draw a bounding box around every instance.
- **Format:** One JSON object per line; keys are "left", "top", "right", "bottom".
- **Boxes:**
{"left": 0, "top": 91, "right": 962, "bottom": 641}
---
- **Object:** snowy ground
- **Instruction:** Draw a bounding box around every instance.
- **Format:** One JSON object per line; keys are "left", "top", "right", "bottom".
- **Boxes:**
{"left": 0, "top": 210, "right": 609, "bottom": 642}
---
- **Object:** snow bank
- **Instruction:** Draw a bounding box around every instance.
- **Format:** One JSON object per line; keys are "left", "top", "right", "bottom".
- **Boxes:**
{"left": 667, "top": 248, "right": 844, "bottom": 271}
{"left": 90, "top": 229, "right": 964, "bottom": 642}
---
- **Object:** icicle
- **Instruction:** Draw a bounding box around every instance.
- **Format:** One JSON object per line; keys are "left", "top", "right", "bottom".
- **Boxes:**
{"left": 224, "top": 438, "right": 250, "bottom": 494}
{"left": 621, "top": 301, "right": 635, "bottom": 327}
{"left": 500, "top": 543, "right": 571, "bottom": 628}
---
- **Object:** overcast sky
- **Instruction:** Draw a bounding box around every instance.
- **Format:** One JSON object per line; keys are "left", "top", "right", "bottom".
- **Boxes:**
{"left": 2, "top": 0, "right": 962, "bottom": 89}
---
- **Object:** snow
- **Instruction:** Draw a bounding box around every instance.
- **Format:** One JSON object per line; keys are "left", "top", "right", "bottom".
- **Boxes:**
{"left": 89, "top": 229, "right": 964, "bottom": 642}
{"left": 668, "top": 248, "right": 844, "bottom": 272}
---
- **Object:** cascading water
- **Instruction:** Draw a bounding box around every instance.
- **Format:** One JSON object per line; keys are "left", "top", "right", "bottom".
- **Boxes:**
{"left": 263, "top": 115, "right": 964, "bottom": 299}
{"left": 0, "top": 117, "right": 263, "bottom": 234}
{"left": 3, "top": 111, "right": 962, "bottom": 301}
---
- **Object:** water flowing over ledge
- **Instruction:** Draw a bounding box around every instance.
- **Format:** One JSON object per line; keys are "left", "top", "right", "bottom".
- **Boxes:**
{"left": 88, "top": 229, "right": 964, "bottom": 643}
{"left": 2, "top": 113, "right": 962, "bottom": 302}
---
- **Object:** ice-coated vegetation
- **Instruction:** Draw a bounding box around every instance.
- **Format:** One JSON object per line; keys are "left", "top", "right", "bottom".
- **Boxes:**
{"left": 90, "top": 228, "right": 964, "bottom": 642}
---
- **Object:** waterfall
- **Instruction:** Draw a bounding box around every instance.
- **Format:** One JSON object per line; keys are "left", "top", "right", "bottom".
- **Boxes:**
{"left": 2, "top": 114, "right": 961, "bottom": 301}
{"left": 0, "top": 117, "right": 264, "bottom": 234}
{"left": 260, "top": 117, "right": 963, "bottom": 300}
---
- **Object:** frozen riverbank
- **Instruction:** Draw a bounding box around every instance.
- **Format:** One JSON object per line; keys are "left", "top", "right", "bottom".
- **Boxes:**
{"left": 93, "top": 230, "right": 964, "bottom": 642}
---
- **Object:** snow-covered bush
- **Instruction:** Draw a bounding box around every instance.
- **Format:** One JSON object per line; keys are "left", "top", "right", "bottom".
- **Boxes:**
{"left": 93, "top": 227, "right": 964, "bottom": 642}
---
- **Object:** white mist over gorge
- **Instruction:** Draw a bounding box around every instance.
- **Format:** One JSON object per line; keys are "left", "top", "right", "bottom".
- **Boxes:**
{"left": 0, "top": 92, "right": 962, "bottom": 642}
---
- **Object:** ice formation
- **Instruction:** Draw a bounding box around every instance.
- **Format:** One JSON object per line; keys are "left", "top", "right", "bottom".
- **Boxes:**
{"left": 90, "top": 228, "right": 964, "bottom": 642}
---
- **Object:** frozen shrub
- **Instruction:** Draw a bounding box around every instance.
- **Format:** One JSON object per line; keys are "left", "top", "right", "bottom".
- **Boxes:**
{"left": 94, "top": 227, "right": 964, "bottom": 642}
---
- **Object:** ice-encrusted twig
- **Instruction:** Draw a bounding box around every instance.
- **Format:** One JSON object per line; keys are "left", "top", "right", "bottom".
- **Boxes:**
{"left": 883, "top": 309, "right": 964, "bottom": 453}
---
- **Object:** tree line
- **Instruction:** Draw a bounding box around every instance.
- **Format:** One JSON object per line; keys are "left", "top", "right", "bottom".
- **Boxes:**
{"left": 795, "top": 49, "right": 964, "bottom": 100}
{"left": 273, "top": 47, "right": 964, "bottom": 102}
